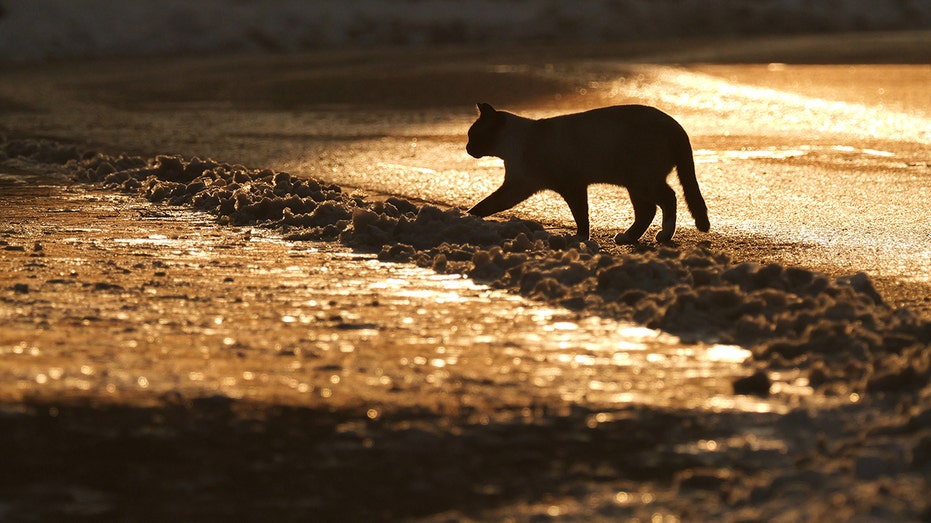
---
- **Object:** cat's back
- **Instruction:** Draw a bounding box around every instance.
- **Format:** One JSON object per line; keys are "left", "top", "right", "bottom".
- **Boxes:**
{"left": 547, "top": 104, "right": 681, "bottom": 131}
{"left": 533, "top": 105, "right": 683, "bottom": 156}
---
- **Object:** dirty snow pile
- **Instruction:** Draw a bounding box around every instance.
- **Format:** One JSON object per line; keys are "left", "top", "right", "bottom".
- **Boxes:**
{"left": 1, "top": 0, "right": 929, "bottom": 60}
{"left": 4, "top": 138, "right": 930, "bottom": 402}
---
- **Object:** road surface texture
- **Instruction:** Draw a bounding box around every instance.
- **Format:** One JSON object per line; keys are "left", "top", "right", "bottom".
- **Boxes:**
{"left": 1, "top": 33, "right": 930, "bottom": 521}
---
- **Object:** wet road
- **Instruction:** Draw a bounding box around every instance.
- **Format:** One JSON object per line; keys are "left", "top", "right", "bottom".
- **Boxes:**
{"left": 1, "top": 34, "right": 929, "bottom": 312}
{"left": 3, "top": 34, "right": 931, "bottom": 521}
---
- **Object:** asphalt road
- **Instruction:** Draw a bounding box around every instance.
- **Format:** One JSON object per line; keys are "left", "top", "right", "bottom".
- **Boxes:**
{"left": 2, "top": 32, "right": 929, "bottom": 312}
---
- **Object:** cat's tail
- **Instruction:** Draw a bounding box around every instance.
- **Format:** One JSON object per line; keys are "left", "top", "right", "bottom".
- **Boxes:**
{"left": 672, "top": 128, "right": 710, "bottom": 232}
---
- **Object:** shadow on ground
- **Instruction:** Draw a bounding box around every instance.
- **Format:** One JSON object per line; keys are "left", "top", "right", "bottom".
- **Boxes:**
{"left": 0, "top": 397, "right": 748, "bottom": 521}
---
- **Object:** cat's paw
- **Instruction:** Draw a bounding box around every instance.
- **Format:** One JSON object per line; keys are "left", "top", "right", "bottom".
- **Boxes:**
{"left": 654, "top": 229, "right": 675, "bottom": 243}
{"left": 614, "top": 232, "right": 637, "bottom": 245}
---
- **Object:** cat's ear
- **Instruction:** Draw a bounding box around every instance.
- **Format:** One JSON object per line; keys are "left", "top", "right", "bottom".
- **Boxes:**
{"left": 476, "top": 102, "right": 496, "bottom": 116}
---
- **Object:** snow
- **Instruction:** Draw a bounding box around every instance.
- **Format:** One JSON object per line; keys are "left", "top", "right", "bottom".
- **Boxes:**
{"left": 1, "top": 0, "right": 929, "bottom": 61}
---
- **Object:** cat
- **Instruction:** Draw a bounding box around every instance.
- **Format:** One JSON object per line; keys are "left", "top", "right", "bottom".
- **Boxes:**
{"left": 466, "top": 103, "right": 710, "bottom": 244}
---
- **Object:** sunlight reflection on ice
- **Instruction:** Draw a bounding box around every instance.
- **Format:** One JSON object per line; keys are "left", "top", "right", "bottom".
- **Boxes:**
{"left": 350, "top": 258, "right": 783, "bottom": 411}
{"left": 351, "top": 262, "right": 789, "bottom": 412}
{"left": 705, "top": 345, "right": 753, "bottom": 363}
{"left": 609, "top": 66, "right": 931, "bottom": 144}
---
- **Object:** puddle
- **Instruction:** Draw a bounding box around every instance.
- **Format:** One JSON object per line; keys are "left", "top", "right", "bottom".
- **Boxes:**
{"left": 694, "top": 144, "right": 899, "bottom": 164}
{"left": 694, "top": 147, "right": 809, "bottom": 163}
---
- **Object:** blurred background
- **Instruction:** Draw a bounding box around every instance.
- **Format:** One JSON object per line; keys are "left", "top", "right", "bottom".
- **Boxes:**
{"left": 1, "top": 0, "right": 930, "bottom": 61}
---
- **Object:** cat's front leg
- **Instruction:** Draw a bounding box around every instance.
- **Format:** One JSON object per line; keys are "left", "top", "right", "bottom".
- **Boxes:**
{"left": 468, "top": 179, "right": 536, "bottom": 218}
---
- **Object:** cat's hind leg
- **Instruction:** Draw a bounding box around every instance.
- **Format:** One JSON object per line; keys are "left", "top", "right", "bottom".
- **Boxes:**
{"left": 560, "top": 186, "right": 590, "bottom": 240}
{"left": 653, "top": 183, "right": 677, "bottom": 243}
{"left": 614, "top": 190, "right": 656, "bottom": 244}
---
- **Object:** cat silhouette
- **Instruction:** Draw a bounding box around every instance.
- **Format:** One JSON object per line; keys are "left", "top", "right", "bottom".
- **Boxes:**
{"left": 467, "top": 103, "right": 709, "bottom": 243}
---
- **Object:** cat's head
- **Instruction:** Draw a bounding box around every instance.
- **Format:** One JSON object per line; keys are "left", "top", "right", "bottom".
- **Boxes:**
{"left": 466, "top": 103, "right": 505, "bottom": 158}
